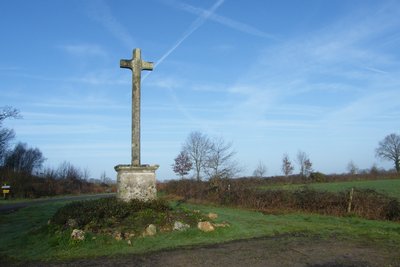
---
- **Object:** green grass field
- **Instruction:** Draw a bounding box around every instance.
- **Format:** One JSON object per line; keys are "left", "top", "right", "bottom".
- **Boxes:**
{"left": 1, "top": 199, "right": 400, "bottom": 263}
{"left": 259, "top": 179, "right": 400, "bottom": 199}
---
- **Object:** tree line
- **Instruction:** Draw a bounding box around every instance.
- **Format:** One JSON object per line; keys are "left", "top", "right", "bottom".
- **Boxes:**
{"left": 0, "top": 106, "right": 114, "bottom": 198}
{"left": 172, "top": 131, "right": 400, "bottom": 180}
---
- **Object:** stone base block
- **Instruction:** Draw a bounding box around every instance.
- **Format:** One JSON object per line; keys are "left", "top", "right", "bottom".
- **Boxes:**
{"left": 114, "top": 164, "right": 159, "bottom": 202}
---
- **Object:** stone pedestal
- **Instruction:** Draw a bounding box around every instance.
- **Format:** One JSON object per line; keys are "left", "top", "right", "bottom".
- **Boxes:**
{"left": 114, "top": 164, "right": 159, "bottom": 202}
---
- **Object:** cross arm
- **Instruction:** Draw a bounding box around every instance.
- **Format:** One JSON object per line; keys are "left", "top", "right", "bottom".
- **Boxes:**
{"left": 120, "top": 59, "right": 133, "bottom": 70}
{"left": 141, "top": 61, "right": 154, "bottom": 71}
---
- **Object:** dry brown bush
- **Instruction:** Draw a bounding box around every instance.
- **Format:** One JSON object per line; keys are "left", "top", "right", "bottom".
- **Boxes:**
{"left": 162, "top": 178, "right": 400, "bottom": 222}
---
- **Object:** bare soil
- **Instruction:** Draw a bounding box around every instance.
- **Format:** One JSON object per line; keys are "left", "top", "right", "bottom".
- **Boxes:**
{"left": 11, "top": 235, "right": 400, "bottom": 267}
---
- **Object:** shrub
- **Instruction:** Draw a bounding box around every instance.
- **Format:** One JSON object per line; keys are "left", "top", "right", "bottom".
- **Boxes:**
{"left": 309, "top": 172, "right": 326, "bottom": 182}
{"left": 162, "top": 178, "right": 400, "bottom": 222}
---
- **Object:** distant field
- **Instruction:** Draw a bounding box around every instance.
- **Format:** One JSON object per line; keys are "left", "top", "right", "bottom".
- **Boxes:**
{"left": 259, "top": 179, "right": 400, "bottom": 199}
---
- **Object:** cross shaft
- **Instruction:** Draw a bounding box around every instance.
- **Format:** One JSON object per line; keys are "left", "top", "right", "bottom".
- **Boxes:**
{"left": 120, "top": 48, "right": 153, "bottom": 166}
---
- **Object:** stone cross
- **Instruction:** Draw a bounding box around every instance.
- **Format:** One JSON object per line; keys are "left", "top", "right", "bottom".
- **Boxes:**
{"left": 120, "top": 48, "right": 153, "bottom": 167}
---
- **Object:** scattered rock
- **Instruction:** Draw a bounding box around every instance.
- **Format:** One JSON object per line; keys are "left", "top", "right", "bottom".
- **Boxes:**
{"left": 124, "top": 232, "right": 135, "bottom": 240}
{"left": 159, "top": 225, "right": 172, "bottom": 232}
{"left": 198, "top": 221, "right": 215, "bottom": 232}
{"left": 143, "top": 224, "right": 157, "bottom": 236}
{"left": 113, "top": 231, "right": 123, "bottom": 241}
{"left": 207, "top": 213, "right": 218, "bottom": 220}
{"left": 67, "top": 219, "right": 77, "bottom": 228}
{"left": 213, "top": 222, "right": 230, "bottom": 228}
{"left": 173, "top": 221, "right": 190, "bottom": 231}
{"left": 71, "top": 229, "right": 85, "bottom": 241}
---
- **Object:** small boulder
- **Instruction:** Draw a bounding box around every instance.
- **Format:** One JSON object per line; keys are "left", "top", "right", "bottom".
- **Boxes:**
{"left": 173, "top": 221, "right": 190, "bottom": 231}
{"left": 207, "top": 213, "right": 218, "bottom": 220}
{"left": 143, "top": 224, "right": 157, "bottom": 237}
{"left": 197, "top": 221, "right": 215, "bottom": 232}
{"left": 67, "top": 219, "right": 77, "bottom": 228}
{"left": 213, "top": 222, "right": 230, "bottom": 228}
{"left": 71, "top": 229, "right": 85, "bottom": 241}
{"left": 124, "top": 232, "right": 135, "bottom": 240}
{"left": 113, "top": 231, "right": 123, "bottom": 241}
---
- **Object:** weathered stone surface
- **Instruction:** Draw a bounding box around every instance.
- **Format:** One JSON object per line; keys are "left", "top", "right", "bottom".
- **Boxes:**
{"left": 213, "top": 222, "right": 230, "bottom": 228}
{"left": 120, "top": 48, "right": 154, "bottom": 167}
{"left": 143, "top": 224, "right": 157, "bottom": 236}
{"left": 71, "top": 229, "right": 85, "bottom": 241}
{"left": 115, "top": 165, "right": 159, "bottom": 202}
{"left": 116, "top": 49, "right": 159, "bottom": 202}
{"left": 67, "top": 218, "right": 77, "bottom": 228}
{"left": 113, "top": 231, "right": 123, "bottom": 241}
{"left": 173, "top": 221, "right": 190, "bottom": 231}
{"left": 197, "top": 221, "right": 215, "bottom": 232}
{"left": 207, "top": 213, "right": 218, "bottom": 220}
{"left": 124, "top": 232, "right": 135, "bottom": 240}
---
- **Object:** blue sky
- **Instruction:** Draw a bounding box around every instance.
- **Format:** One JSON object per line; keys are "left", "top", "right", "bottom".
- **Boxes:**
{"left": 1, "top": 0, "right": 399, "bottom": 180}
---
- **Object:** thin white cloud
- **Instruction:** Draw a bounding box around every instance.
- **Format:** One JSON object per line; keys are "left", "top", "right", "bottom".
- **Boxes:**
{"left": 143, "top": 0, "right": 225, "bottom": 135}
{"left": 152, "top": 0, "right": 225, "bottom": 70}
{"left": 86, "top": 0, "right": 135, "bottom": 48}
{"left": 224, "top": 3, "right": 400, "bottom": 136}
{"left": 59, "top": 44, "right": 107, "bottom": 57}
{"left": 148, "top": 75, "right": 184, "bottom": 89}
{"left": 0, "top": 66, "right": 20, "bottom": 71}
{"left": 69, "top": 69, "right": 129, "bottom": 85}
{"left": 149, "top": 75, "right": 229, "bottom": 92}
{"left": 0, "top": 68, "right": 129, "bottom": 86}
{"left": 362, "top": 66, "right": 388, "bottom": 74}
{"left": 165, "top": 0, "right": 276, "bottom": 39}
{"left": 326, "top": 90, "right": 400, "bottom": 126}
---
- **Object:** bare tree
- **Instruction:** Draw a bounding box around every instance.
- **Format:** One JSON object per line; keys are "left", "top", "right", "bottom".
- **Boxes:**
{"left": 4, "top": 142, "right": 45, "bottom": 174}
{"left": 297, "top": 150, "right": 313, "bottom": 177}
{"left": 183, "top": 131, "right": 211, "bottom": 181}
{"left": 0, "top": 106, "right": 20, "bottom": 121}
{"left": 205, "top": 136, "right": 239, "bottom": 179}
{"left": 172, "top": 151, "right": 192, "bottom": 178}
{"left": 347, "top": 160, "right": 358, "bottom": 175}
{"left": 375, "top": 133, "right": 400, "bottom": 173}
{"left": 82, "top": 168, "right": 91, "bottom": 180}
{"left": 0, "top": 106, "right": 20, "bottom": 164}
{"left": 100, "top": 171, "right": 113, "bottom": 184}
{"left": 0, "top": 128, "right": 14, "bottom": 165}
{"left": 253, "top": 161, "right": 267, "bottom": 178}
{"left": 281, "top": 154, "right": 294, "bottom": 177}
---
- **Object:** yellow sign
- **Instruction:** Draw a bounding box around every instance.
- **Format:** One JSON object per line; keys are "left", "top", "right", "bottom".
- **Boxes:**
{"left": 3, "top": 189, "right": 10, "bottom": 194}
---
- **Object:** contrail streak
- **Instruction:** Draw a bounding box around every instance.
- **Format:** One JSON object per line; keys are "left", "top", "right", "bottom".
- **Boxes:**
{"left": 155, "top": 0, "right": 224, "bottom": 68}
{"left": 143, "top": 0, "right": 224, "bottom": 81}
{"left": 143, "top": 0, "right": 224, "bottom": 134}
{"left": 174, "top": 1, "right": 276, "bottom": 40}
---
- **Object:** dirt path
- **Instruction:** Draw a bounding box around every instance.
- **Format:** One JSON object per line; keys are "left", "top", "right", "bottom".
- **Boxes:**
{"left": 15, "top": 235, "right": 400, "bottom": 267}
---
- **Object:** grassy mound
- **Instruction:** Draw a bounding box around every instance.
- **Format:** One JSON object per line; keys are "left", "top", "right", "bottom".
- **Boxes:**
{"left": 50, "top": 197, "right": 206, "bottom": 235}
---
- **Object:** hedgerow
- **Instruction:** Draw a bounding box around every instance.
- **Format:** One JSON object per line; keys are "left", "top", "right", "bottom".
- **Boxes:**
{"left": 162, "top": 179, "right": 400, "bottom": 222}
